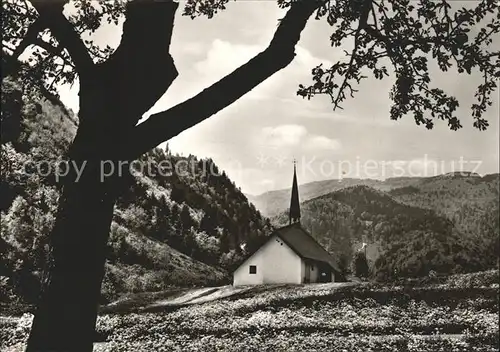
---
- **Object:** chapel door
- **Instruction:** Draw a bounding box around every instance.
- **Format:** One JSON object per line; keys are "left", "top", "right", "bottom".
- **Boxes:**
{"left": 318, "top": 262, "right": 332, "bottom": 283}
{"left": 304, "top": 262, "right": 311, "bottom": 283}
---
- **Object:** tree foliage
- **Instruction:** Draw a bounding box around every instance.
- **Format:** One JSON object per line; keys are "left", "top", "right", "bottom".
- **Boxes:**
{"left": 2, "top": 0, "right": 498, "bottom": 134}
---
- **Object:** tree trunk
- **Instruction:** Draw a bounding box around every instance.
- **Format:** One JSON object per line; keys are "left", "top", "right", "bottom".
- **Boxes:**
{"left": 26, "top": 158, "right": 118, "bottom": 352}
{"left": 21, "top": 1, "right": 320, "bottom": 349}
{"left": 25, "top": 61, "right": 134, "bottom": 350}
{"left": 25, "top": 3, "right": 179, "bottom": 349}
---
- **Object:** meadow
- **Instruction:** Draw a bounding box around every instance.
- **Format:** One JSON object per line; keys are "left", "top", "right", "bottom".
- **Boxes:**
{"left": 1, "top": 271, "right": 498, "bottom": 352}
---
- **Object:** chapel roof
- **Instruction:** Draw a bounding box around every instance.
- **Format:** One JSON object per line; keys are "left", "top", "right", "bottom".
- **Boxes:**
{"left": 274, "top": 222, "right": 340, "bottom": 272}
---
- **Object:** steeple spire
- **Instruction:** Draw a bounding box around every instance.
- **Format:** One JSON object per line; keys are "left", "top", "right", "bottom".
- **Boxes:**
{"left": 289, "top": 159, "right": 301, "bottom": 225}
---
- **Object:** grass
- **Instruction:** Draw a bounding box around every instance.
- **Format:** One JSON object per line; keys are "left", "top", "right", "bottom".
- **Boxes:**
{"left": 1, "top": 270, "right": 498, "bottom": 351}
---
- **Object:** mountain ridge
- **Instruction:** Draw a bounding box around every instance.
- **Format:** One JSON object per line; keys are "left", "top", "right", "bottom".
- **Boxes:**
{"left": 250, "top": 173, "right": 500, "bottom": 216}
{"left": 272, "top": 184, "right": 497, "bottom": 279}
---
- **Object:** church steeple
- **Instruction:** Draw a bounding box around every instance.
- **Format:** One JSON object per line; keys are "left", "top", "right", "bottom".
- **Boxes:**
{"left": 289, "top": 159, "right": 301, "bottom": 225}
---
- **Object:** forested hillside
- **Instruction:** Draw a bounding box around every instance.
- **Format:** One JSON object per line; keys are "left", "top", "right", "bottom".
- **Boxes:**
{"left": 389, "top": 173, "right": 499, "bottom": 238}
{"left": 0, "top": 77, "right": 272, "bottom": 305}
{"left": 273, "top": 185, "right": 497, "bottom": 280}
{"left": 251, "top": 173, "right": 499, "bottom": 218}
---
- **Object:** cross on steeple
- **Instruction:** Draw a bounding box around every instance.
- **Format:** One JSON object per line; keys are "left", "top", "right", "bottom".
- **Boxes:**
{"left": 289, "top": 158, "right": 301, "bottom": 225}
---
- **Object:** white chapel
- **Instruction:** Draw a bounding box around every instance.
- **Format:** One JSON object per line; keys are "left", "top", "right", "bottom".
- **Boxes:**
{"left": 233, "top": 163, "right": 340, "bottom": 286}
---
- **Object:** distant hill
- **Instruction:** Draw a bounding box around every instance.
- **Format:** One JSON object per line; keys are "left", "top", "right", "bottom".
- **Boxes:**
{"left": 251, "top": 173, "right": 499, "bottom": 217}
{"left": 388, "top": 173, "right": 499, "bottom": 237}
{"left": 0, "top": 77, "right": 271, "bottom": 304}
{"left": 273, "top": 185, "right": 496, "bottom": 280}
{"left": 250, "top": 178, "right": 386, "bottom": 217}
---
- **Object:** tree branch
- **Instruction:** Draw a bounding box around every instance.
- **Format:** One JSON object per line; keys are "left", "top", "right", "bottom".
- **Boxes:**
{"left": 2, "top": 17, "right": 44, "bottom": 78}
{"left": 93, "top": 0, "right": 179, "bottom": 126}
{"left": 10, "top": 17, "right": 43, "bottom": 61}
{"left": 129, "top": 0, "right": 324, "bottom": 159}
{"left": 31, "top": 39, "right": 76, "bottom": 70}
{"left": 332, "top": 1, "right": 372, "bottom": 109}
{"left": 30, "top": 1, "right": 94, "bottom": 80}
{"left": 33, "top": 39, "right": 63, "bottom": 57}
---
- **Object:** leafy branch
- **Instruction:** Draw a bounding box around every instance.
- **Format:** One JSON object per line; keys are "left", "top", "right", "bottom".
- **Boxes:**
{"left": 297, "top": 0, "right": 499, "bottom": 130}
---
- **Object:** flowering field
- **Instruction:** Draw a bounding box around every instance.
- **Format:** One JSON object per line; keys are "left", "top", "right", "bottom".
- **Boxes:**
{"left": 1, "top": 271, "right": 498, "bottom": 352}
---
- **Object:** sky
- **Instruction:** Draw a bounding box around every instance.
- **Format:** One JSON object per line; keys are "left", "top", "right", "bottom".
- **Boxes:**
{"left": 58, "top": 1, "right": 499, "bottom": 196}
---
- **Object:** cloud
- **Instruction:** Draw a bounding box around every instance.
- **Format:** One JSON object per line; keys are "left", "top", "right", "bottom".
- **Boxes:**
{"left": 295, "top": 45, "right": 334, "bottom": 69}
{"left": 194, "top": 39, "right": 263, "bottom": 77}
{"left": 259, "top": 124, "right": 308, "bottom": 147}
{"left": 148, "top": 38, "right": 275, "bottom": 111}
{"left": 304, "top": 135, "right": 342, "bottom": 151}
{"left": 186, "top": 40, "right": 335, "bottom": 104}
{"left": 255, "top": 124, "right": 342, "bottom": 155}
{"left": 191, "top": 39, "right": 284, "bottom": 101}
{"left": 179, "top": 42, "right": 206, "bottom": 56}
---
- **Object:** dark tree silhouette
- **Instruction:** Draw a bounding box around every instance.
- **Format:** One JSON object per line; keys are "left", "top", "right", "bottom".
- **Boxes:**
{"left": 353, "top": 250, "right": 370, "bottom": 278}
{"left": 1, "top": 0, "right": 499, "bottom": 350}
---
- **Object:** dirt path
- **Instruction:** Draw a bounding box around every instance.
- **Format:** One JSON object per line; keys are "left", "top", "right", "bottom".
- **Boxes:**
{"left": 103, "top": 282, "right": 357, "bottom": 313}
